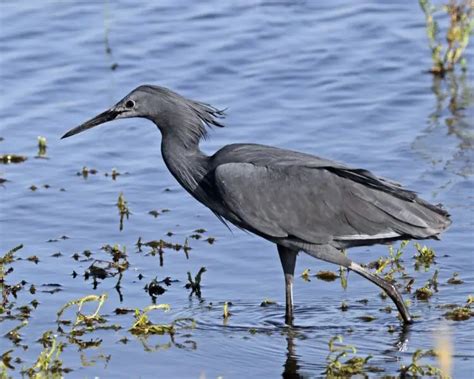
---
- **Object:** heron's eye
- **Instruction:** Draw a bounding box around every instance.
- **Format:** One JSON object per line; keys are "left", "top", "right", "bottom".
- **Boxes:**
{"left": 125, "top": 100, "right": 135, "bottom": 109}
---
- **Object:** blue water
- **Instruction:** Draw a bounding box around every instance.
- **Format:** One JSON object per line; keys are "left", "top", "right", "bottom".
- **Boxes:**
{"left": 1, "top": 1, "right": 473, "bottom": 378}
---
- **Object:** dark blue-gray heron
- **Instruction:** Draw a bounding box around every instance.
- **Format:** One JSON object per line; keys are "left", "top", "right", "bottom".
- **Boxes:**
{"left": 62, "top": 85, "right": 451, "bottom": 325}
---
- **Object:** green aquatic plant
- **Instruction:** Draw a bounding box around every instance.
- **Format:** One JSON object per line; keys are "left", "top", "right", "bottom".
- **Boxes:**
{"left": 223, "top": 301, "right": 231, "bottom": 319}
{"left": 129, "top": 304, "right": 174, "bottom": 335}
{"left": 116, "top": 192, "right": 130, "bottom": 231}
{"left": 0, "top": 245, "right": 24, "bottom": 308}
{"left": 339, "top": 266, "right": 348, "bottom": 290}
{"left": 444, "top": 295, "right": 474, "bottom": 321}
{"left": 324, "top": 335, "right": 375, "bottom": 377}
{"left": 419, "top": 0, "right": 473, "bottom": 75}
{"left": 0, "top": 349, "right": 14, "bottom": 373}
{"left": 57, "top": 293, "right": 108, "bottom": 330}
{"left": 37, "top": 136, "right": 47, "bottom": 158}
{"left": 22, "top": 334, "right": 70, "bottom": 378}
{"left": 414, "top": 243, "right": 436, "bottom": 271}
{"left": 260, "top": 298, "right": 276, "bottom": 307}
{"left": 400, "top": 348, "right": 445, "bottom": 377}
{"left": 300, "top": 268, "right": 311, "bottom": 282}
{"left": 415, "top": 285, "right": 434, "bottom": 300}
{"left": 78, "top": 166, "right": 97, "bottom": 178}
{"left": 5, "top": 321, "right": 28, "bottom": 345}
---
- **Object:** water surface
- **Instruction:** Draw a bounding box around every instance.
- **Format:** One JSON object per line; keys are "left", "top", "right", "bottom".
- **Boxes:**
{"left": 1, "top": 1, "right": 473, "bottom": 378}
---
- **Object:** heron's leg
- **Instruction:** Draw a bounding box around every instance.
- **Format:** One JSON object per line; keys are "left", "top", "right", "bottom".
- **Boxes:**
{"left": 349, "top": 262, "right": 412, "bottom": 324}
{"left": 304, "top": 245, "right": 413, "bottom": 324}
{"left": 277, "top": 244, "right": 298, "bottom": 326}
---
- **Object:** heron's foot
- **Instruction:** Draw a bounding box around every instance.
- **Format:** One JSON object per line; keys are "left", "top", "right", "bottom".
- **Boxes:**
{"left": 350, "top": 262, "right": 413, "bottom": 324}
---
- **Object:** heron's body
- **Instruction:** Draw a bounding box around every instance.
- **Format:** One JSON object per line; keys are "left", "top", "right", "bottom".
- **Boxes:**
{"left": 62, "top": 85, "right": 451, "bottom": 325}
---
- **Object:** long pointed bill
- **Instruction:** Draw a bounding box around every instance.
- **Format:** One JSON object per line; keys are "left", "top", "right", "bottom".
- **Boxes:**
{"left": 61, "top": 108, "right": 120, "bottom": 139}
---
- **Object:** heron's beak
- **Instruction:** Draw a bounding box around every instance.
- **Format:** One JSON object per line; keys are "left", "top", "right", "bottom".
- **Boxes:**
{"left": 61, "top": 107, "right": 120, "bottom": 139}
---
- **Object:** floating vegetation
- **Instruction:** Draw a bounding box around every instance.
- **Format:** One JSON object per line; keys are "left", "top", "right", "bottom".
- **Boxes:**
{"left": 205, "top": 237, "right": 216, "bottom": 244}
{"left": 223, "top": 301, "right": 231, "bottom": 319}
{"left": 414, "top": 243, "right": 436, "bottom": 271}
{"left": 315, "top": 270, "right": 339, "bottom": 282}
{"left": 144, "top": 277, "right": 176, "bottom": 303}
{"left": 1, "top": 244, "right": 24, "bottom": 308}
{"left": 419, "top": 0, "right": 473, "bottom": 75}
{"left": 5, "top": 320, "right": 28, "bottom": 345}
{"left": 77, "top": 166, "right": 98, "bottom": 179}
{"left": 445, "top": 306, "right": 473, "bottom": 321}
{"left": 0, "top": 350, "right": 14, "bottom": 371}
{"left": 324, "top": 335, "right": 378, "bottom": 377}
{"left": 185, "top": 267, "right": 206, "bottom": 298}
{"left": 444, "top": 295, "right": 474, "bottom": 321}
{"left": 148, "top": 210, "right": 160, "bottom": 218}
{"left": 400, "top": 348, "right": 444, "bottom": 377}
{"left": 116, "top": 192, "right": 130, "bottom": 231}
{"left": 339, "top": 266, "right": 348, "bottom": 290}
{"left": 130, "top": 304, "right": 195, "bottom": 337}
{"left": 260, "top": 298, "right": 276, "bottom": 307}
{"left": 79, "top": 245, "right": 129, "bottom": 293}
{"left": 136, "top": 237, "right": 192, "bottom": 266}
{"left": 447, "top": 272, "right": 464, "bottom": 285}
{"left": 340, "top": 301, "right": 349, "bottom": 312}
{"left": 130, "top": 304, "right": 174, "bottom": 335}
{"left": 22, "top": 334, "right": 71, "bottom": 378}
{"left": 57, "top": 294, "right": 108, "bottom": 331}
{"left": 300, "top": 268, "right": 311, "bottom": 282}
{"left": 415, "top": 285, "right": 433, "bottom": 300}
{"left": 37, "top": 136, "right": 47, "bottom": 158}
{"left": 104, "top": 168, "right": 120, "bottom": 180}
{"left": 357, "top": 315, "right": 377, "bottom": 322}
{"left": 1, "top": 154, "right": 27, "bottom": 164}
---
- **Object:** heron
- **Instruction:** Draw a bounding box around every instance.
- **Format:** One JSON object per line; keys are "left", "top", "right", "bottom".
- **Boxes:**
{"left": 62, "top": 85, "right": 451, "bottom": 325}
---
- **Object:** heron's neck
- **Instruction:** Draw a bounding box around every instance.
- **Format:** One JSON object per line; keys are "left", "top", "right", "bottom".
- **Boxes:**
{"left": 160, "top": 134, "right": 210, "bottom": 195}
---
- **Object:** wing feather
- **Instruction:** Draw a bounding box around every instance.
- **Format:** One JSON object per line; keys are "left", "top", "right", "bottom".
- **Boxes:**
{"left": 213, "top": 162, "right": 449, "bottom": 246}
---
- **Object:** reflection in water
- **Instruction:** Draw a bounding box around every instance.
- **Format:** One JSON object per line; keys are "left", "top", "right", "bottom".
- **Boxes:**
{"left": 281, "top": 325, "right": 412, "bottom": 378}
{"left": 413, "top": 71, "right": 473, "bottom": 178}
{"left": 282, "top": 329, "right": 303, "bottom": 379}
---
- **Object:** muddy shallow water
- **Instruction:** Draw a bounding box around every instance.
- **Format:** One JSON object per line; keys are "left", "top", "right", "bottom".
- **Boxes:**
{"left": 1, "top": 1, "right": 473, "bottom": 378}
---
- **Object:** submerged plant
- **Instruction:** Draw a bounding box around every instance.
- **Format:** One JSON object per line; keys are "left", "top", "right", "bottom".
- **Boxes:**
{"left": 419, "top": 0, "right": 473, "bottom": 75}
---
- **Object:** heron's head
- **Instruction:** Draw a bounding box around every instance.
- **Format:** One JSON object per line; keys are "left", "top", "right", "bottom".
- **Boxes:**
{"left": 62, "top": 85, "right": 225, "bottom": 144}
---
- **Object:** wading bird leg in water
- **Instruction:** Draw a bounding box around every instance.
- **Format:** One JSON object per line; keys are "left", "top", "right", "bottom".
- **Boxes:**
{"left": 278, "top": 245, "right": 298, "bottom": 325}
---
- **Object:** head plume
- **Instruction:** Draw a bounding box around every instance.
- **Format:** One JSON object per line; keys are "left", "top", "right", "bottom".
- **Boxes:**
{"left": 135, "top": 85, "right": 225, "bottom": 147}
